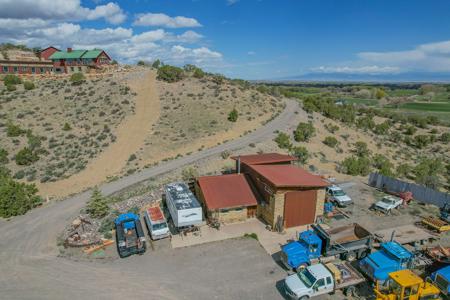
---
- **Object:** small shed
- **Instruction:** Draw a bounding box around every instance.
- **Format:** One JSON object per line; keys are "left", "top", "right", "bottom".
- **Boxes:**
{"left": 196, "top": 174, "right": 258, "bottom": 224}
{"left": 245, "top": 164, "right": 329, "bottom": 229}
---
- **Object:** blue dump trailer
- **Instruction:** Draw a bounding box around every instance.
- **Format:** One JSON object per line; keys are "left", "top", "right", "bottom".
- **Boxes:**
{"left": 115, "top": 213, "right": 146, "bottom": 258}
{"left": 358, "top": 241, "right": 413, "bottom": 282}
{"left": 431, "top": 265, "right": 450, "bottom": 297}
{"left": 280, "top": 223, "right": 372, "bottom": 270}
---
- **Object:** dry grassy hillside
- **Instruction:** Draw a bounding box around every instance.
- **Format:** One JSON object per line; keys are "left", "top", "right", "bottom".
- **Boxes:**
{"left": 0, "top": 76, "right": 134, "bottom": 183}
{"left": 126, "top": 74, "right": 285, "bottom": 172}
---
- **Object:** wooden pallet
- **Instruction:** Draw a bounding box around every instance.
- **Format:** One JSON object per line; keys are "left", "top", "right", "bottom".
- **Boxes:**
{"left": 421, "top": 216, "right": 450, "bottom": 232}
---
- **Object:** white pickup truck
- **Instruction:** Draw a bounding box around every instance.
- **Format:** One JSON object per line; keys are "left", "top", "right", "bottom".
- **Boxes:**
{"left": 325, "top": 185, "right": 353, "bottom": 207}
{"left": 284, "top": 262, "right": 365, "bottom": 299}
{"left": 373, "top": 195, "right": 403, "bottom": 214}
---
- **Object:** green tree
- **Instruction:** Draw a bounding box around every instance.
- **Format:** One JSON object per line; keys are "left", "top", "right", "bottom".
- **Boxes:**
{"left": 152, "top": 59, "right": 161, "bottom": 69}
{"left": 372, "top": 154, "right": 394, "bottom": 176}
{"left": 137, "top": 60, "right": 146, "bottom": 66}
{"left": 86, "top": 187, "right": 110, "bottom": 218}
{"left": 70, "top": 72, "right": 85, "bottom": 85}
{"left": 0, "top": 166, "right": 42, "bottom": 218}
{"left": 290, "top": 146, "right": 309, "bottom": 165}
{"left": 375, "top": 88, "right": 386, "bottom": 99}
{"left": 440, "top": 132, "right": 450, "bottom": 143}
{"left": 62, "top": 123, "right": 72, "bottom": 131}
{"left": 0, "top": 148, "right": 8, "bottom": 164}
{"left": 15, "top": 147, "right": 39, "bottom": 166}
{"left": 396, "top": 163, "right": 412, "bottom": 179}
{"left": 6, "top": 122, "right": 25, "bottom": 137}
{"left": 293, "top": 122, "right": 315, "bottom": 142}
{"left": 157, "top": 65, "right": 184, "bottom": 82}
{"left": 23, "top": 81, "right": 35, "bottom": 90}
{"left": 340, "top": 156, "right": 371, "bottom": 176}
{"left": 323, "top": 136, "right": 339, "bottom": 148}
{"left": 274, "top": 132, "right": 292, "bottom": 149}
{"left": 228, "top": 108, "right": 238, "bottom": 122}
{"left": 413, "top": 135, "right": 430, "bottom": 149}
{"left": 181, "top": 167, "right": 199, "bottom": 182}
{"left": 353, "top": 141, "right": 370, "bottom": 157}
{"left": 193, "top": 67, "right": 205, "bottom": 78}
{"left": 413, "top": 158, "right": 444, "bottom": 189}
{"left": 3, "top": 74, "right": 21, "bottom": 85}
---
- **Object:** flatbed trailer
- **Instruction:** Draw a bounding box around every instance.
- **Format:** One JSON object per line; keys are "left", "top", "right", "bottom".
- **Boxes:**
{"left": 422, "top": 216, "right": 450, "bottom": 233}
{"left": 326, "top": 261, "right": 366, "bottom": 296}
{"left": 373, "top": 224, "right": 435, "bottom": 246}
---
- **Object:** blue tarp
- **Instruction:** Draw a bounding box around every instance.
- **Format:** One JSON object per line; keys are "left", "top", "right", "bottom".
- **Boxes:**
{"left": 114, "top": 213, "right": 139, "bottom": 225}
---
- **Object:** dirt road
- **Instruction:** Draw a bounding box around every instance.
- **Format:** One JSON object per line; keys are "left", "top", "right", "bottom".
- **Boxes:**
{"left": 37, "top": 70, "right": 160, "bottom": 198}
{"left": 0, "top": 99, "right": 300, "bottom": 300}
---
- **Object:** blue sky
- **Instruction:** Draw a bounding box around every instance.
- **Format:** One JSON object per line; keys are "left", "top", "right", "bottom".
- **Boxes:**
{"left": 1, "top": 0, "right": 450, "bottom": 80}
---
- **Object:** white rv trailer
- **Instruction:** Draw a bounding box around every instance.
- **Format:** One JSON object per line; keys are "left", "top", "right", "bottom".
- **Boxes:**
{"left": 164, "top": 182, "right": 203, "bottom": 228}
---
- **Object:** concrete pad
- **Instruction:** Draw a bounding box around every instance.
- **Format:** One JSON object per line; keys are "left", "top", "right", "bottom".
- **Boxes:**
{"left": 171, "top": 218, "right": 308, "bottom": 254}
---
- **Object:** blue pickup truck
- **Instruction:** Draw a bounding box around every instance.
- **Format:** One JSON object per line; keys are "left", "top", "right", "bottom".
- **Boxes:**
{"left": 358, "top": 241, "right": 413, "bottom": 282}
{"left": 115, "top": 213, "right": 146, "bottom": 258}
{"left": 280, "top": 223, "right": 372, "bottom": 270}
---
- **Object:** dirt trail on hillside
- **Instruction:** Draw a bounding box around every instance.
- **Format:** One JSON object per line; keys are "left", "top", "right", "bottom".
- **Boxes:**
{"left": 38, "top": 71, "right": 160, "bottom": 198}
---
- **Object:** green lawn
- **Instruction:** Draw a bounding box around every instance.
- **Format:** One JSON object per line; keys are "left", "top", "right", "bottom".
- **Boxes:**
{"left": 344, "top": 98, "right": 378, "bottom": 106}
{"left": 396, "top": 102, "right": 450, "bottom": 112}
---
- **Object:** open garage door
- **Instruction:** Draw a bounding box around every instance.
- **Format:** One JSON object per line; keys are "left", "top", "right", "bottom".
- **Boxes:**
{"left": 284, "top": 190, "right": 317, "bottom": 228}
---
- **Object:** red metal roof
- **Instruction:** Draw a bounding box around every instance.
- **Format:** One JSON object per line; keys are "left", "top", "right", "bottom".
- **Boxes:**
{"left": 231, "top": 153, "right": 296, "bottom": 165}
{"left": 249, "top": 164, "right": 329, "bottom": 188}
{"left": 146, "top": 206, "right": 165, "bottom": 222}
{"left": 197, "top": 174, "right": 258, "bottom": 210}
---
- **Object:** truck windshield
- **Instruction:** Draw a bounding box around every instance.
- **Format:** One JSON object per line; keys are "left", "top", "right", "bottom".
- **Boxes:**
{"left": 333, "top": 190, "right": 346, "bottom": 196}
{"left": 152, "top": 223, "right": 167, "bottom": 231}
{"left": 381, "top": 198, "right": 394, "bottom": 204}
{"left": 297, "top": 269, "right": 316, "bottom": 288}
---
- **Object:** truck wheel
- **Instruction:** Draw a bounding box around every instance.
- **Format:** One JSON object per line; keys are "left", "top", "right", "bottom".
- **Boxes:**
{"left": 299, "top": 296, "right": 309, "bottom": 300}
{"left": 344, "top": 286, "right": 357, "bottom": 297}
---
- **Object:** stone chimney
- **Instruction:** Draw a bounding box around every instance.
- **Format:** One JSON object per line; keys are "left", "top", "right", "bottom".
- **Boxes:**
{"left": 67, "top": 47, "right": 72, "bottom": 52}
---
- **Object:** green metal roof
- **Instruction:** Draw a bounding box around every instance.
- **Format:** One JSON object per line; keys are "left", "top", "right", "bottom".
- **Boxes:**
{"left": 49, "top": 50, "right": 86, "bottom": 60}
{"left": 81, "top": 50, "right": 103, "bottom": 59}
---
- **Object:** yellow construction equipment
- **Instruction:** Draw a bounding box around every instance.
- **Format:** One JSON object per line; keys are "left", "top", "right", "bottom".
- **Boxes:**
{"left": 422, "top": 216, "right": 450, "bottom": 233}
{"left": 374, "top": 269, "right": 440, "bottom": 300}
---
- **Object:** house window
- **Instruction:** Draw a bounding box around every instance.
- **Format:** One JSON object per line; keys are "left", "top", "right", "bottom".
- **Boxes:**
{"left": 31, "top": 67, "right": 36, "bottom": 74}
{"left": 40, "top": 68, "right": 44, "bottom": 73}
{"left": 70, "top": 67, "right": 74, "bottom": 72}
{"left": 13, "top": 66, "right": 18, "bottom": 73}
{"left": 2, "top": 66, "right": 8, "bottom": 73}
{"left": 78, "top": 67, "right": 82, "bottom": 71}
{"left": 22, "top": 66, "right": 27, "bottom": 72}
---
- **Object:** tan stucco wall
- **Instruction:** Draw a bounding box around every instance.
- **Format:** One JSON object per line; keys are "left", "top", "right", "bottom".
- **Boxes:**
{"left": 315, "top": 189, "right": 325, "bottom": 218}
{"left": 216, "top": 207, "right": 248, "bottom": 224}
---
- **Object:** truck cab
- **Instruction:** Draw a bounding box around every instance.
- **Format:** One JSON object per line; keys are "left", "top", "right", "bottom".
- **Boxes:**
{"left": 374, "top": 269, "right": 440, "bottom": 300}
{"left": 359, "top": 241, "right": 413, "bottom": 282}
{"left": 431, "top": 265, "right": 450, "bottom": 297}
{"left": 115, "top": 213, "right": 146, "bottom": 258}
{"left": 281, "top": 230, "right": 322, "bottom": 270}
{"left": 373, "top": 196, "right": 403, "bottom": 214}
{"left": 284, "top": 264, "right": 334, "bottom": 299}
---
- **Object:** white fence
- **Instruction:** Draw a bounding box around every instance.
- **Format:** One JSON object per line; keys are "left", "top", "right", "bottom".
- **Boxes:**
{"left": 368, "top": 173, "right": 449, "bottom": 208}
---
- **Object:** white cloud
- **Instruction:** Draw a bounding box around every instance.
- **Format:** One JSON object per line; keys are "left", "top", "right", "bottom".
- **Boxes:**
{"left": 247, "top": 51, "right": 255, "bottom": 55}
{"left": 176, "top": 30, "right": 203, "bottom": 43}
{"left": 0, "top": 0, "right": 126, "bottom": 24}
{"left": 131, "top": 29, "right": 167, "bottom": 43}
{"left": 169, "top": 45, "right": 222, "bottom": 64}
{"left": 313, "top": 39, "right": 450, "bottom": 74}
{"left": 311, "top": 65, "right": 400, "bottom": 75}
{"left": 133, "top": 13, "right": 201, "bottom": 28}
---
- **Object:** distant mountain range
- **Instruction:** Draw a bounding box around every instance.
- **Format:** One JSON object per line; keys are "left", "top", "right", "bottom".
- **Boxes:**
{"left": 268, "top": 72, "right": 450, "bottom": 83}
